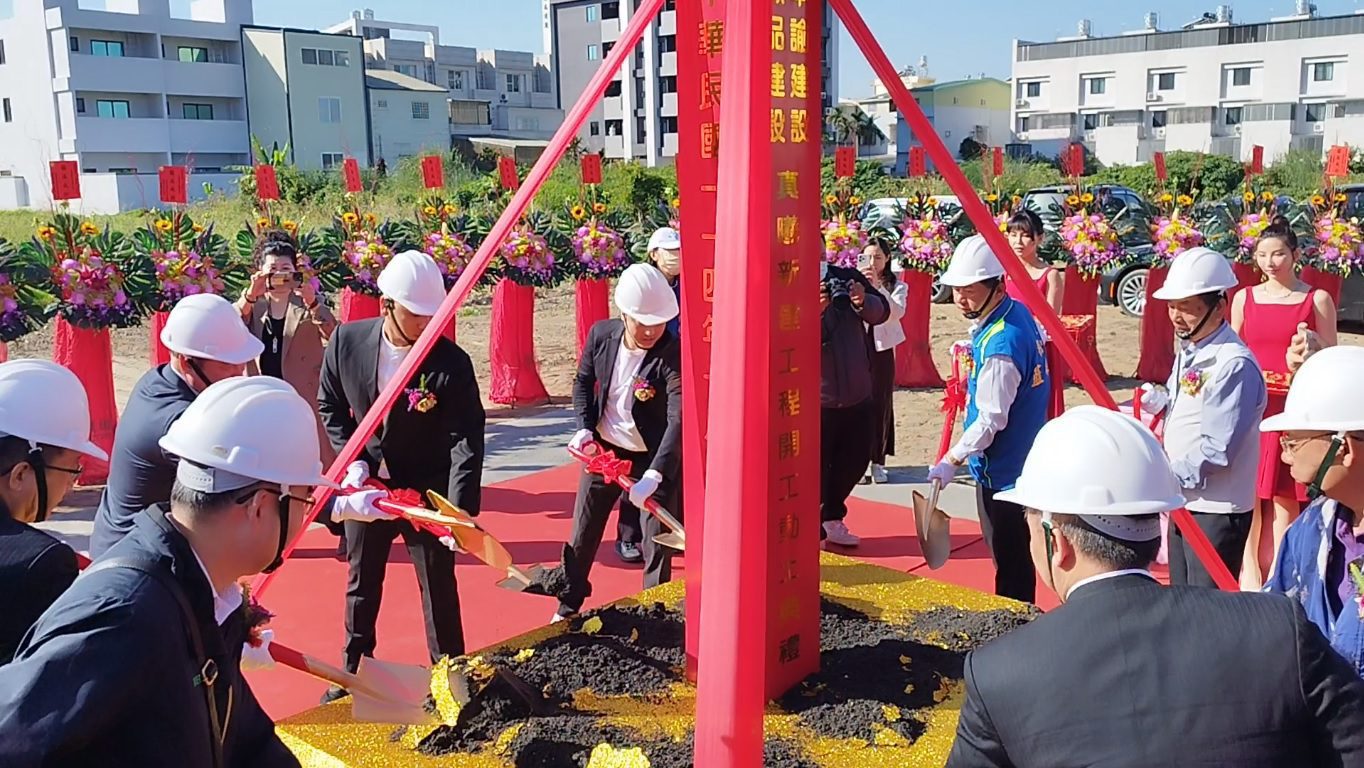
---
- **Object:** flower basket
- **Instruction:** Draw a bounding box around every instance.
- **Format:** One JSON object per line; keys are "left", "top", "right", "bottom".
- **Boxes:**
{"left": 821, "top": 217, "right": 866, "bottom": 268}
{"left": 0, "top": 238, "right": 55, "bottom": 344}
{"left": 566, "top": 206, "right": 632, "bottom": 354}
{"left": 135, "top": 212, "right": 240, "bottom": 366}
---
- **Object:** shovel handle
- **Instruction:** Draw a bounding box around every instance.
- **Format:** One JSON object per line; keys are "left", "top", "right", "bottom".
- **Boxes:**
{"left": 268, "top": 643, "right": 389, "bottom": 702}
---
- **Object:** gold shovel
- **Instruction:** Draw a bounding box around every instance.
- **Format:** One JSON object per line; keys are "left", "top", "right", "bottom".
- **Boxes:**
{"left": 268, "top": 643, "right": 469, "bottom": 725}
{"left": 911, "top": 478, "right": 953, "bottom": 570}
{"left": 425, "top": 490, "right": 548, "bottom": 592}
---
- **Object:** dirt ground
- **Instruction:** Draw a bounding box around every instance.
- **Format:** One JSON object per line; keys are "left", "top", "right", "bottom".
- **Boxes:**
{"left": 9, "top": 285, "right": 1360, "bottom": 473}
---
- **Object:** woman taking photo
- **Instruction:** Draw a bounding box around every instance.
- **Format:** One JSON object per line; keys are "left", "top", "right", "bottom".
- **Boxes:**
{"left": 235, "top": 230, "right": 338, "bottom": 466}
{"left": 1231, "top": 216, "right": 1337, "bottom": 588}
{"left": 1002, "top": 209, "right": 1065, "bottom": 418}
{"left": 860, "top": 236, "right": 907, "bottom": 484}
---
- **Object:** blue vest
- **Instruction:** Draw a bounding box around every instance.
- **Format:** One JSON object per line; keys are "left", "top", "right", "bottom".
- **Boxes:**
{"left": 965, "top": 298, "right": 1049, "bottom": 490}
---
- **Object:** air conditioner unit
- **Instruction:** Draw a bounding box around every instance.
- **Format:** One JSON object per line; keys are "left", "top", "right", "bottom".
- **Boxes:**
{"left": 1154, "top": 126, "right": 1166, "bottom": 138}
{"left": 1083, "top": 130, "right": 1097, "bottom": 140}
{"left": 1313, "top": 122, "right": 1325, "bottom": 133}
{"left": 1232, "top": 124, "right": 1242, "bottom": 135}
{"left": 1015, "top": 98, "right": 1030, "bottom": 108}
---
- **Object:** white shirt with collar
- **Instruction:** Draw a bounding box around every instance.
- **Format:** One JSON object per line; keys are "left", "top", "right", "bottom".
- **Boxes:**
{"left": 375, "top": 333, "right": 411, "bottom": 480}
{"left": 597, "top": 336, "right": 648, "bottom": 453}
{"left": 189, "top": 548, "right": 244, "bottom": 626}
{"left": 1063, "top": 568, "right": 1156, "bottom": 601}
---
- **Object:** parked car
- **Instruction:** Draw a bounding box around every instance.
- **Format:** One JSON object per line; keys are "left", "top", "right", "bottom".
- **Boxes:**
{"left": 1098, "top": 245, "right": 1156, "bottom": 318}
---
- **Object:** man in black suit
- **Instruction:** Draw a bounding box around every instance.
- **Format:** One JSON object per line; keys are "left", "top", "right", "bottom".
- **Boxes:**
{"left": 948, "top": 406, "right": 1364, "bottom": 768}
{"left": 555, "top": 264, "right": 682, "bottom": 621}
{"left": 317, "top": 251, "right": 485, "bottom": 700}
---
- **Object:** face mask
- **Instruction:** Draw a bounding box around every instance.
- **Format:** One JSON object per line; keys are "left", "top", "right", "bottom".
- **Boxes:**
{"left": 655, "top": 251, "right": 681, "bottom": 276}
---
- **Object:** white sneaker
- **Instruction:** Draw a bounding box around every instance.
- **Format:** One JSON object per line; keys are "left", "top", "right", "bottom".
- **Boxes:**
{"left": 822, "top": 520, "right": 860, "bottom": 547}
{"left": 551, "top": 611, "right": 574, "bottom": 624}
{"left": 870, "top": 464, "right": 889, "bottom": 484}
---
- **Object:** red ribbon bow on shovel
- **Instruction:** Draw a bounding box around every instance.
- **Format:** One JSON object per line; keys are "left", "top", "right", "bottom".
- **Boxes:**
{"left": 568, "top": 443, "right": 686, "bottom": 551}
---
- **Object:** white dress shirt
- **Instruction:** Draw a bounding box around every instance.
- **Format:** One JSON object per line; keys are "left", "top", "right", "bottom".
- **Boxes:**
{"left": 190, "top": 548, "right": 244, "bottom": 626}
{"left": 597, "top": 337, "right": 648, "bottom": 452}
{"left": 870, "top": 280, "right": 909, "bottom": 352}
{"left": 375, "top": 333, "right": 411, "bottom": 479}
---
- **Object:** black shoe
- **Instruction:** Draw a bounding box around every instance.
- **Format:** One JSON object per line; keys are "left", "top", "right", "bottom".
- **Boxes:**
{"left": 616, "top": 540, "right": 643, "bottom": 563}
{"left": 320, "top": 685, "right": 350, "bottom": 704}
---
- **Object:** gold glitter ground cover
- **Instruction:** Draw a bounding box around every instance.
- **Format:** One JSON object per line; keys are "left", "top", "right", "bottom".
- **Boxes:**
{"left": 278, "top": 553, "right": 1033, "bottom": 767}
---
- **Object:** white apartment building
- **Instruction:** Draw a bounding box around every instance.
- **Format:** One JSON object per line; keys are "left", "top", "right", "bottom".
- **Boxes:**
{"left": 325, "top": 9, "right": 564, "bottom": 142}
{"left": 0, "top": 0, "right": 252, "bottom": 212}
{"left": 1013, "top": 5, "right": 1364, "bottom": 167}
{"left": 548, "top": 0, "right": 840, "bottom": 166}
{"left": 366, "top": 70, "right": 451, "bottom": 163}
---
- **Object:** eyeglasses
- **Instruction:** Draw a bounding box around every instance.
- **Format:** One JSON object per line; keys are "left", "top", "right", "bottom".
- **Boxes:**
{"left": 45, "top": 463, "right": 83, "bottom": 477}
{"left": 1280, "top": 432, "right": 1335, "bottom": 453}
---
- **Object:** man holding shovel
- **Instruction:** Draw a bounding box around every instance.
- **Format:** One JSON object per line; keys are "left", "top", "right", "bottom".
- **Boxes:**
{"left": 0, "top": 376, "right": 332, "bottom": 766}
{"left": 927, "top": 235, "right": 1049, "bottom": 603}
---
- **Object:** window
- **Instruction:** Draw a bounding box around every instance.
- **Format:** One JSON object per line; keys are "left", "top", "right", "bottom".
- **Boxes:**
{"left": 1087, "top": 78, "right": 1106, "bottom": 95}
{"left": 506, "top": 74, "right": 522, "bottom": 93}
{"left": 664, "top": 0, "right": 675, "bottom": 9}
{"left": 1018, "top": 116, "right": 1030, "bottom": 132}
{"left": 2, "top": 98, "right": 9, "bottom": 123}
{"left": 635, "top": 116, "right": 646, "bottom": 141}
{"left": 660, "top": 116, "right": 677, "bottom": 133}
{"left": 589, "top": 121, "right": 600, "bottom": 136}
{"left": 1232, "top": 67, "right": 1251, "bottom": 86}
{"left": 658, "top": 34, "right": 676, "bottom": 53}
{"left": 605, "top": 80, "right": 622, "bottom": 97}
{"left": 178, "top": 46, "right": 207, "bottom": 63}
{"left": 603, "top": 41, "right": 615, "bottom": 56}
{"left": 302, "top": 48, "right": 317, "bottom": 64}
{"left": 394, "top": 63, "right": 419, "bottom": 78}
{"left": 411, "top": 100, "right": 430, "bottom": 120}
{"left": 586, "top": 5, "right": 598, "bottom": 21}
{"left": 376, "top": 98, "right": 388, "bottom": 110}
{"left": 1224, "top": 106, "right": 1243, "bottom": 125}
{"left": 91, "top": 40, "right": 125, "bottom": 57}
{"left": 109, "top": 168, "right": 135, "bottom": 175}
{"left": 318, "top": 97, "right": 341, "bottom": 123}
{"left": 448, "top": 69, "right": 464, "bottom": 90}
{"left": 605, "top": 118, "right": 622, "bottom": 135}
{"left": 602, "top": 2, "right": 620, "bottom": 19}
{"left": 587, "top": 44, "right": 599, "bottom": 60}
{"left": 76, "top": 97, "right": 85, "bottom": 113}
{"left": 182, "top": 103, "right": 214, "bottom": 120}
{"left": 69, "top": 36, "right": 78, "bottom": 52}
{"left": 303, "top": 48, "right": 349, "bottom": 67}
{"left": 659, "top": 75, "right": 677, "bottom": 94}
{"left": 1313, "top": 62, "right": 1335, "bottom": 82}
{"left": 1025, "top": 81, "right": 1041, "bottom": 98}
{"left": 1151, "top": 110, "right": 1167, "bottom": 128}
{"left": 1157, "top": 72, "right": 1176, "bottom": 90}
{"left": 321, "top": 153, "right": 344, "bottom": 169}
{"left": 1305, "top": 103, "right": 1325, "bottom": 123}
{"left": 96, "top": 100, "right": 130, "bottom": 118}
{"left": 335, "top": 50, "right": 349, "bottom": 67}
{"left": 0, "top": 40, "right": 6, "bottom": 65}
{"left": 318, "top": 49, "right": 335, "bottom": 66}
{"left": 1081, "top": 113, "right": 1099, "bottom": 130}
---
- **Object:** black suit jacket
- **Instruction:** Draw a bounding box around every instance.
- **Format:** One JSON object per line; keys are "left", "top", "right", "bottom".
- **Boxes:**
{"left": 318, "top": 318, "right": 486, "bottom": 515}
{"left": 573, "top": 319, "right": 682, "bottom": 480}
{"left": 948, "top": 574, "right": 1364, "bottom": 768}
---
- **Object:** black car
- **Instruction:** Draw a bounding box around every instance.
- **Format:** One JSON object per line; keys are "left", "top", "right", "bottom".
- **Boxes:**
{"left": 1098, "top": 245, "right": 1157, "bottom": 318}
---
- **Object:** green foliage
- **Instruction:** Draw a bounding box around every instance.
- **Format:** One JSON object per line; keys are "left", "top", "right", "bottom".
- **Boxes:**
{"left": 959, "top": 138, "right": 984, "bottom": 161}
{"left": 1263, "top": 148, "right": 1327, "bottom": 199}
{"left": 1089, "top": 151, "right": 1243, "bottom": 200}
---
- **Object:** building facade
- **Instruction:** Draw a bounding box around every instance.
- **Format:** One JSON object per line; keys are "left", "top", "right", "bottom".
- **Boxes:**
{"left": 892, "top": 78, "right": 1012, "bottom": 174}
{"left": 1012, "top": 6, "right": 1364, "bottom": 167}
{"left": 0, "top": 0, "right": 252, "bottom": 212}
{"left": 242, "top": 26, "right": 370, "bottom": 171}
{"left": 366, "top": 70, "right": 451, "bottom": 163}
{"left": 325, "top": 9, "right": 563, "bottom": 142}
{"left": 549, "top": 0, "right": 840, "bottom": 166}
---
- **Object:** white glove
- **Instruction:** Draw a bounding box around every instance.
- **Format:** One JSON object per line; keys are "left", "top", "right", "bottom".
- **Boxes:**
{"left": 241, "top": 630, "right": 275, "bottom": 671}
{"left": 568, "top": 429, "right": 596, "bottom": 454}
{"left": 341, "top": 460, "right": 370, "bottom": 490}
{"left": 629, "top": 470, "right": 663, "bottom": 508}
{"left": 331, "top": 489, "right": 397, "bottom": 524}
{"left": 927, "top": 460, "right": 958, "bottom": 488}
{"left": 438, "top": 534, "right": 464, "bottom": 553}
{"left": 1138, "top": 383, "right": 1169, "bottom": 415}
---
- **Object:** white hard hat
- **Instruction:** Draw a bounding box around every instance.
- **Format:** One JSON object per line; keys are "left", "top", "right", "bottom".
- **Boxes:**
{"left": 159, "top": 376, "right": 337, "bottom": 492}
{"left": 647, "top": 227, "right": 681, "bottom": 251}
{"left": 614, "top": 262, "right": 679, "bottom": 325}
{"left": 0, "top": 359, "right": 107, "bottom": 461}
{"left": 1262, "top": 346, "right": 1364, "bottom": 433}
{"left": 997, "top": 405, "right": 1184, "bottom": 540}
{"left": 1151, "top": 246, "right": 1239, "bottom": 301}
{"left": 939, "top": 235, "right": 1005, "bottom": 287}
{"left": 377, "top": 250, "right": 446, "bottom": 316}
{"left": 160, "top": 293, "right": 265, "bottom": 365}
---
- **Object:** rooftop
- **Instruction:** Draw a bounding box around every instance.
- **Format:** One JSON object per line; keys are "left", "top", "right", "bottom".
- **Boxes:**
{"left": 364, "top": 69, "right": 448, "bottom": 92}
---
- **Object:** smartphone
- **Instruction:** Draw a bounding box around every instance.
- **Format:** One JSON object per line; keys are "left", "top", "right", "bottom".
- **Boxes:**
{"left": 856, "top": 252, "right": 874, "bottom": 269}
{"left": 267, "top": 272, "right": 301, "bottom": 290}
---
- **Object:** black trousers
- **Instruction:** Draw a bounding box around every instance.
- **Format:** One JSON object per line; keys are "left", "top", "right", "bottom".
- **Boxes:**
{"left": 560, "top": 445, "right": 679, "bottom": 613}
{"left": 342, "top": 518, "right": 464, "bottom": 673}
{"left": 869, "top": 348, "right": 896, "bottom": 465}
{"left": 1169, "top": 510, "right": 1252, "bottom": 588}
{"left": 821, "top": 399, "right": 875, "bottom": 526}
{"left": 981, "top": 488, "right": 1036, "bottom": 604}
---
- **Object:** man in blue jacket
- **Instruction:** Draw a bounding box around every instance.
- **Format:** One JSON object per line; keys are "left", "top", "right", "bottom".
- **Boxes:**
{"left": 0, "top": 377, "right": 334, "bottom": 766}
{"left": 91, "top": 293, "right": 263, "bottom": 557}
{"left": 928, "top": 235, "right": 1049, "bottom": 603}
{"left": 1264, "top": 345, "right": 1364, "bottom": 676}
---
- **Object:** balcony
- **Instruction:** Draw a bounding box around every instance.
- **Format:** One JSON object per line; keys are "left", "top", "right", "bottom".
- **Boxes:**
{"left": 661, "top": 92, "right": 677, "bottom": 116}
{"left": 603, "top": 96, "right": 624, "bottom": 120}
{"left": 74, "top": 116, "right": 170, "bottom": 153}
{"left": 162, "top": 60, "right": 245, "bottom": 99}
{"left": 168, "top": 118, "right": 248, "bottom": 154}
{"left": 658, "top": 9, "right": 677, "bottom": 36}
{"left": 61, "top": 55, "right": 244, "bottom": 98}
{"left": 659, "top": 52, "right": 677, "bottom": 77}
{"left": 45, "top": 6, "right": 243, "bottom": 40}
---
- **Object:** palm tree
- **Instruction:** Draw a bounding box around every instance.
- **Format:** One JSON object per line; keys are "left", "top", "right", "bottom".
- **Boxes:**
{"left": 825, "top": 106, "right": 886, "bottom": 148}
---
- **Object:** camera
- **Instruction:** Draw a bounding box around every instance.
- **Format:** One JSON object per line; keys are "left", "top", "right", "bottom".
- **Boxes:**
{"left": 266, "top": 272, "right": 302, "bottom": 290}
{"left": 825, "top": 276, "right": 853, "bottom": 305}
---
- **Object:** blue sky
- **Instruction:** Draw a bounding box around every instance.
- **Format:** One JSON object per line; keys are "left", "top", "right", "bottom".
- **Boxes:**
{"left": 257, "top": 0, "right": 1364, "bottom": 98}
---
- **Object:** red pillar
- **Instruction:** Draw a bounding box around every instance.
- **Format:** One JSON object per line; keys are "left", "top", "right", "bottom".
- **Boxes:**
{"left": 1135, "top": 267, "right": 1174, "bottom": 383}
{"left": 894, "top": 271, "right": 944, "bottom": 388}
{"left": 1060, "top": 267, "right": 1109, "bottom": 383}
{"left": 575, "top": 278, "right": 610, "bottom": 355}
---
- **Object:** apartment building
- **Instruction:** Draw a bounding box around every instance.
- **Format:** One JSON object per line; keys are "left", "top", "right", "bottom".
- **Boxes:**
{"left": 366, "top": 69, "right": 451, "bottom": 163}
{"left": 1012, "top": 4, "right": 1364, "bottom": 167}
{"left": 548, "top": 0, "right": 840, "bottom": 166}
{"left": 0, "top": 0, "right": 252, "bottom": 212}
{"left": 325, "top": 9, "right": 564, "bottom": 142}
{"left": 242, "top": 27, "right": 370, "bottom": 171}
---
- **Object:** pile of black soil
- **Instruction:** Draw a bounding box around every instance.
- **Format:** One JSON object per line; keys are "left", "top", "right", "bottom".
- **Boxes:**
{"left": 508, "top": 723, "right": 817, "bottom": 768}
{"left": 903, "top": 604, "right": 1039, "bottom": 652}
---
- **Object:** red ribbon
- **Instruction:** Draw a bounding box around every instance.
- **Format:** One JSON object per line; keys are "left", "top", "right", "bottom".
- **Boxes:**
{"left": 359, "top": 480, "right": 449, "bottom": 539}
{"left": 585, "top": 451, "right": 633, "bottom": 487}
{"left": 940, "top": 379, "right": 967, "bottom": 415}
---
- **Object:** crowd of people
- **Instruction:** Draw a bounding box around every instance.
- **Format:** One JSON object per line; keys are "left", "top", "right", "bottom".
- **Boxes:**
{"left": 0, "top": 212, "right": 1357, "bottom": 765}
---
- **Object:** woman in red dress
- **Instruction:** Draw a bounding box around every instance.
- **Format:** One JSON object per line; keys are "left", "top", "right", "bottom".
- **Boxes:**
{"left": 1002, "top": 209, "right": 1066, "bottom": 418}
{"left": 1230, "top": 216, "right": 1337, "bottom": 588}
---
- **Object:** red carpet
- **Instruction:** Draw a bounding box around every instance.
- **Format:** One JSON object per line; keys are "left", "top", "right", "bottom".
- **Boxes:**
{"left": 248, "top": 466, "right": 1068, "bottom": 719}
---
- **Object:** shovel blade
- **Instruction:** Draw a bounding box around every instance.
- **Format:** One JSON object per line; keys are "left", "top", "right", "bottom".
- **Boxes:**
{"left": 350, "top": 657, "right": 439, "bottom": 725}
{"left": 496, "top": 564, "right": 546, "bottom": 593}
{"left": 911, "top": 488, "right": 953, "bottom": 570}
{"left": 652, "top": 532, "right": 686, "bottom": 552}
